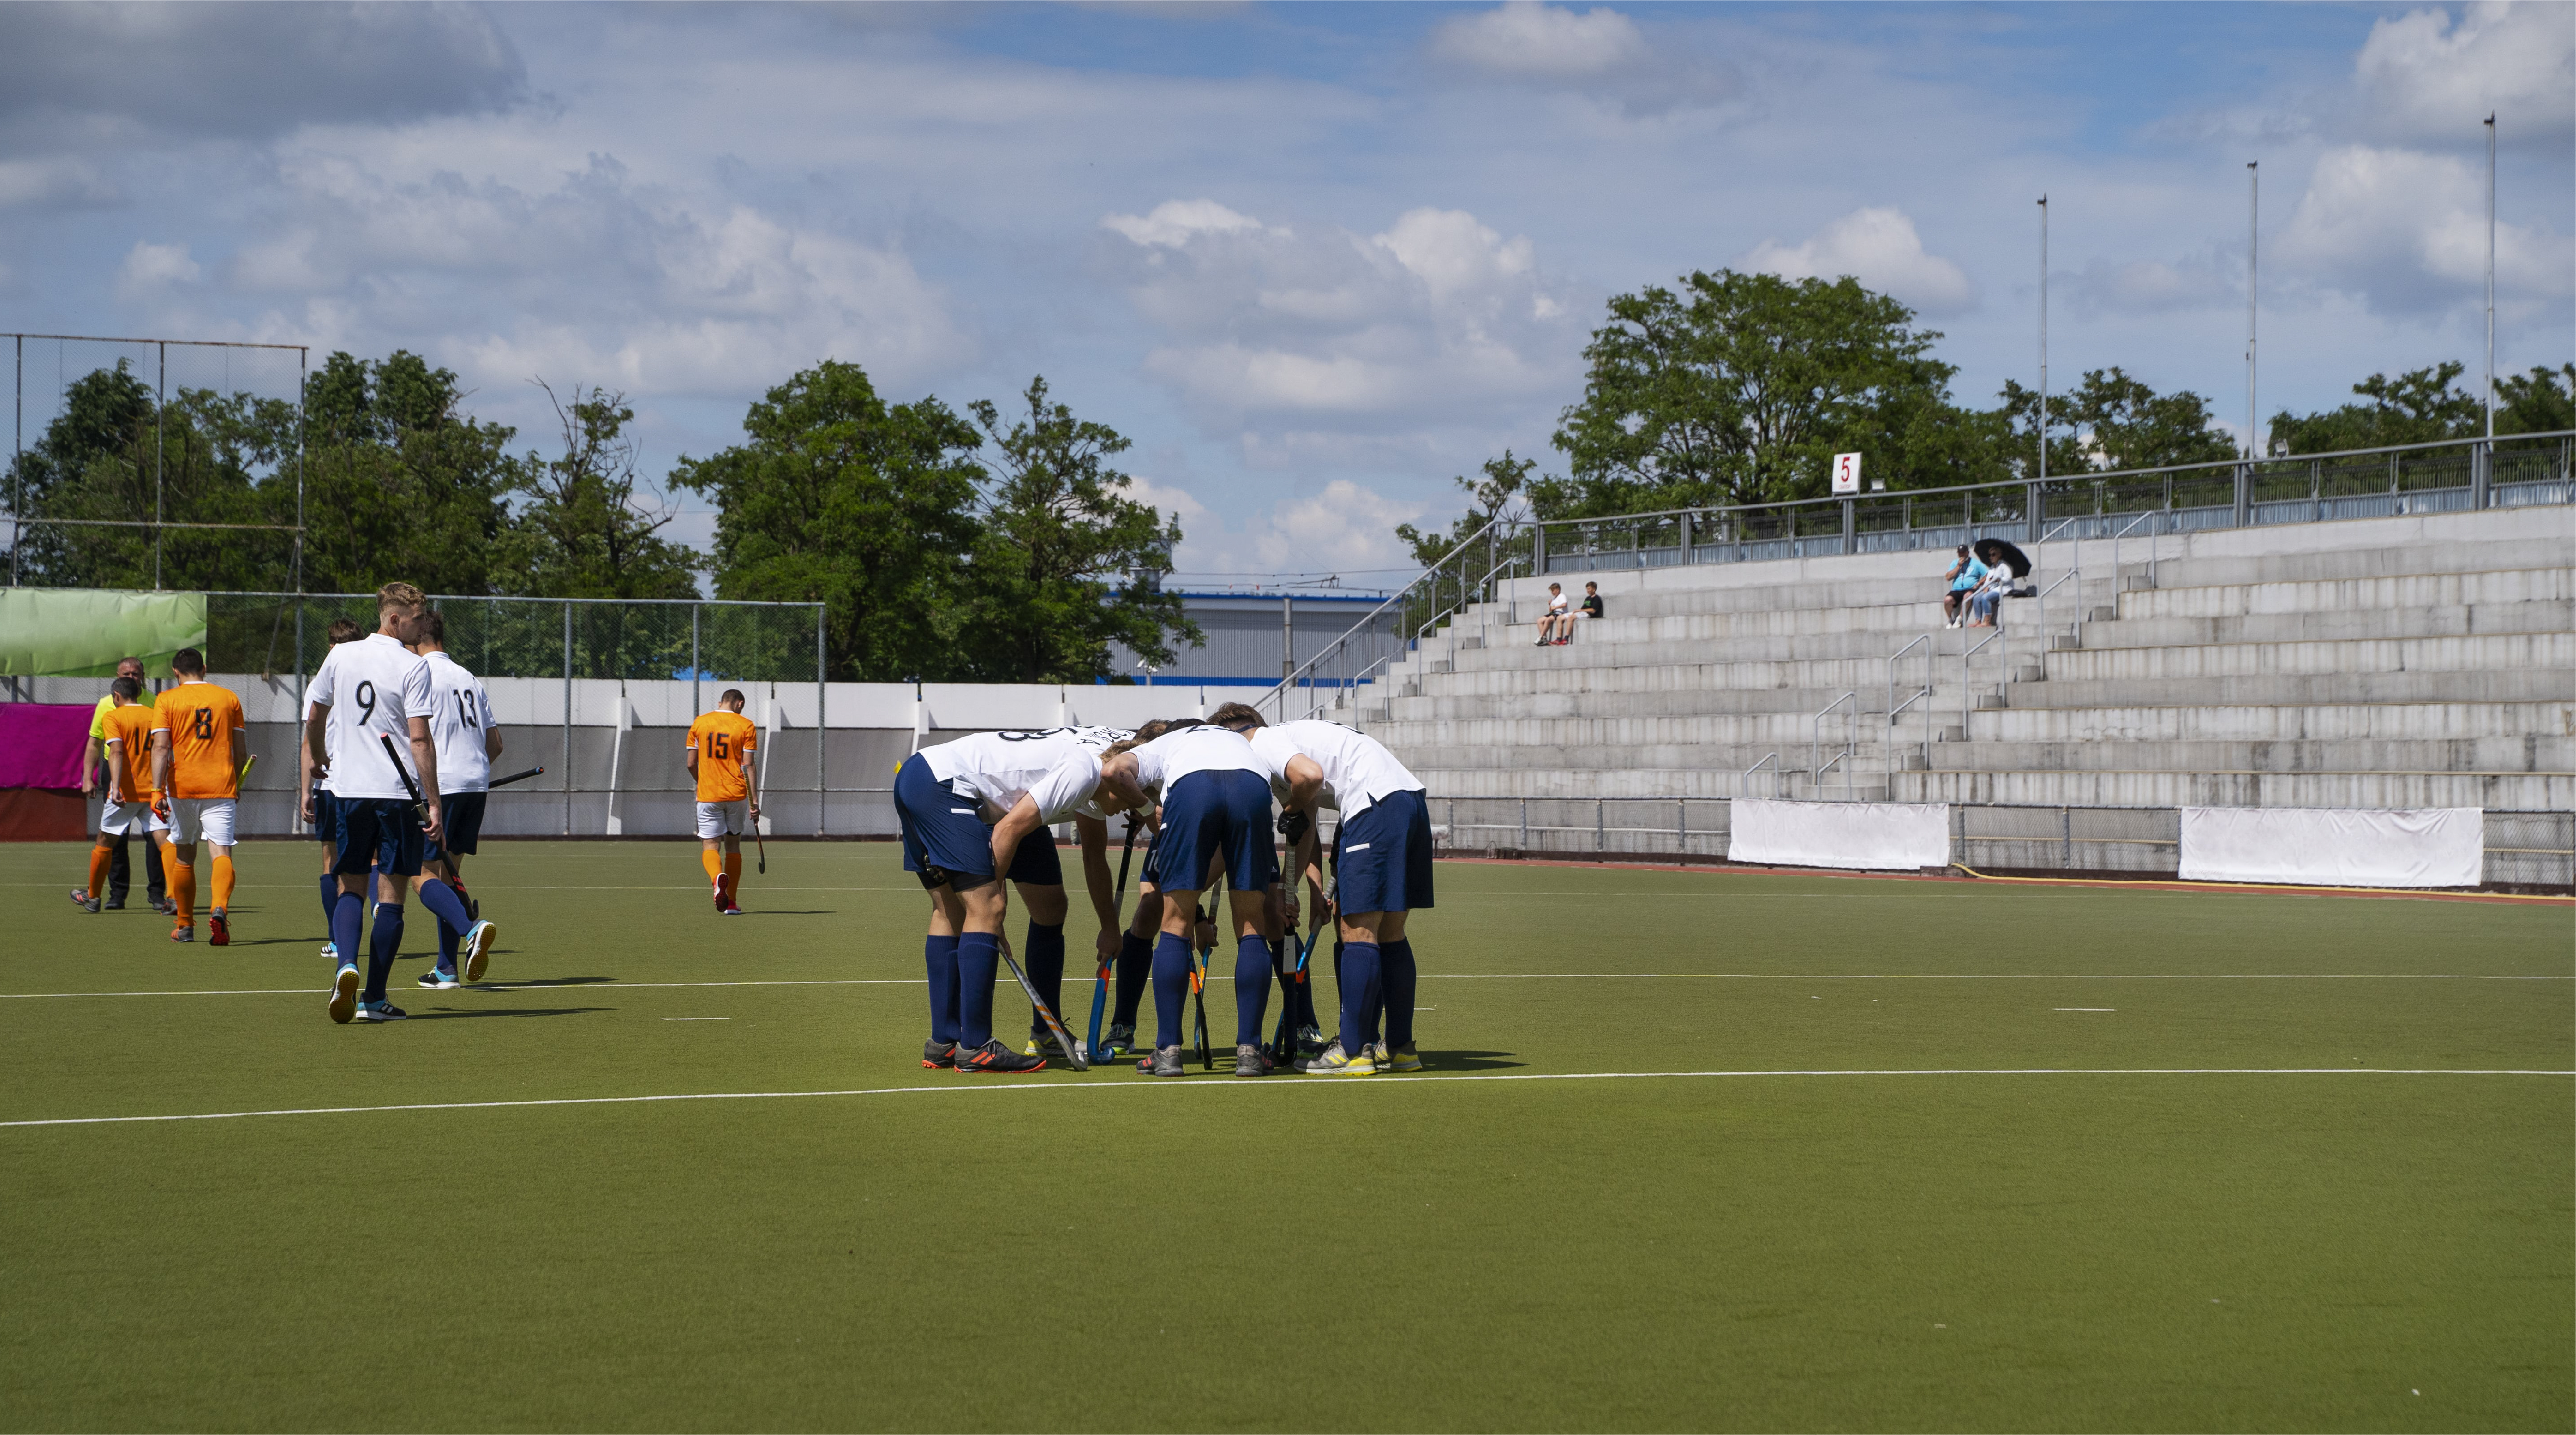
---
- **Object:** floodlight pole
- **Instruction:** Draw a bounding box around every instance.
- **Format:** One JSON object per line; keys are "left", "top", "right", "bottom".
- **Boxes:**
{"left": 2037, "top": 196, "right": 2048, "bottom": 489}
{"left": 2246, "top": 162, "right": 2259, "bottom": 460}
{"left": 10, "top": 333, "right": 20, "bottom": 587}
{"left": 154, "top": 341, "right": 166, "bottom": 590}
{"left": 2484, "top": 114, "right": 2496, "bottom": 445}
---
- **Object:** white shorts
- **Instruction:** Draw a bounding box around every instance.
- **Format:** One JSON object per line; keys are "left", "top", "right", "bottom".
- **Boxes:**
{"left": 98, "top": 800, "right": 168, "bottom": 838}
{"left": 167, "top": 797, "right": 237, "bottom": 847}
{"left": 696, "top": 801, "right": 747, "bottom": 839}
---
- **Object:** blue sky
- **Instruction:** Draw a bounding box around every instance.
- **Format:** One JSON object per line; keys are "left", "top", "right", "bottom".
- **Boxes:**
{"left": 2, "top": 1, "right": 2567, "bottom": 588}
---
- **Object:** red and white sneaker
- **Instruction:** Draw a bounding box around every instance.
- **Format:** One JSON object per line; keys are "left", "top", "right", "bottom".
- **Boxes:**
{"left": 712, "top": 879, "right": 727, "bottom": 913}
{"left": 721, "top": 901, "right": 744, "bottom": 916}
{"left": 208, "top": 909, "right": 229, "bottom": 946}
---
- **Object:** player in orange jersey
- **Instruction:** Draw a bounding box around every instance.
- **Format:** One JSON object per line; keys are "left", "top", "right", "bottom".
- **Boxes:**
{"left": 149, "top": 648, "right": 249, "bottom": 944}
{"left": 685, "top": 689, "right": 760, "bottom": 915}
{"left": 71, "top": 676, "right": 168, "bottom": 914}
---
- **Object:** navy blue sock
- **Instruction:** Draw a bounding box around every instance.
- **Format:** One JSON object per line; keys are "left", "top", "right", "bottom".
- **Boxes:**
{"left": 1113, "top": 931, "right": 1152, "bottom": 1025}
{"left": 1233, "top": 935, "right": 1271, "bottom": 1046}
{"left": 956, "top": 932, "right": 1000, "bottom": 1049}
{"left": 329, "top": 890, "right": 363, "bottom": 972}
{"left": 365, "top": 902, "right": 404, "bottom": 1002}
{"left": 1383, "top": 939, "right": 1418, "bottom": 1049}
{"left": 419, "top": 879, "right": 470, "bottom": 973}
{"left": 319, "top": 872, "right": 340, "bottom": 931}
{"left": 924, "top": 935, "right": 960, "bottom": 1043}
{"left": 1025, "top": 922, "right": 1065, "bottom": 1034}
{"left": 1151, "top": 932, "right": 1193, "bottom": 1049}
{"left": 1340, "top": 941, "right": 1382, "bottom": 1056}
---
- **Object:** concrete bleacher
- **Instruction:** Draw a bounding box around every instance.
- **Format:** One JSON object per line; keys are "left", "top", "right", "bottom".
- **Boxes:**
{"left": 1352, "top": 504, "right": 2574, "bottom": 880}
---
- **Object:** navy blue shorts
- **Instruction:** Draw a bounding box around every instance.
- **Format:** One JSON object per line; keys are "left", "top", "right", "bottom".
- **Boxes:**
{"left": 1155, "top": 769, "right": 1277, "bottom": 894}
{"left": 895, "top": 753, "right": 1064, "bottom": 888}
{"left": 334, "top": 796, "right": 425, "bottom": 879}
{"left": 1335, "top": 789, "right": 1434, "bottom": 915}
{"left": 427, "top": 790, "right": 486, "bottom": 861}
{"left": 307, "top": 788, "right": 337, "bottom": 844}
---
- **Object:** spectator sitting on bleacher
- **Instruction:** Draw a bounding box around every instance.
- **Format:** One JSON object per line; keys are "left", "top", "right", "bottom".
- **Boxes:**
{"left": 1943, "top": 545, "right": 1986, "bottom": 629}
{"left": 1564, "top": 582, "right": 1602, "bottom": 643}
{"left": 1965, "top": 557, "right": 2011, "bottom": 628}
{"left": 1537, "top": 583, "right": 1570, "bottom": 645}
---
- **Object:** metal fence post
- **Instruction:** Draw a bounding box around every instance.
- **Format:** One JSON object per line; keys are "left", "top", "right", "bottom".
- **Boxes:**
{"left": 2061, "top": 804, "right": 2072, "bottom": 868}
{"left": 816, "top": 603, "right": 827, "bottom": 838}
{"left": 562, "top": 600, "right": 573, "bottom": 838}
{"left": 1518, "top": 798, "right": 1528, "bottom": 852}
{"left": 2232, "top": 461, "right": 2250, "bottom": 527}
{"left": 1840, "top": 497, "right": 1855, "bottom": 555}
{"left": 2471, "top": 439, "right": 2491, "bottom": 509}
{"left": 690, "top": 602, "right": 700, "bottom": 718}
{"left": 1596, "top": 797, "right": 1605, "bottom": 852}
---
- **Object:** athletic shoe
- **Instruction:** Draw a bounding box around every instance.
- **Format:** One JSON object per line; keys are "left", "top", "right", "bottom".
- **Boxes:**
{"left": 328, "top": 963, "right": 361, "bottom": 1024}
{"left": 461, "top": 920, "right": 497, "bottom": 982}
{"left": 1385, "top": 1042, "right": 1425, "bottom": 1073}
{"left": 1371, "top": 1039, "right": 1392, "bottom": 1067}
{"left": 418, "top": 967, "right": 460, "bottom": 990}
{"left": 1296, "top": 1023, "right": 1328, "bottom": 1057}
{"left": 1298, "top": 1041, "right": 1375, "bottom": 1075}
{"left": 103, "top": 899, "right": 126, "bottom": 910}
{"left": 353, "top": 1000, "right": 408, "bottom": 1023}
{"left": 169, "top": 925, "right": 195, "bottom": 943}
{"left": 1233, "top": 1043, "right": 1272, "bottom": 1078}
{"left": 208, "top": 909, "right": 229, "bottom": 947}
{"left": 320, "top": 941, "right": 338, "bottom": 962}
{"left": 922, "top": 1038, "right": 958, "bottom": 1069}
{"left": 150, "top": 897, "right": 176, "bottom": 916}
{"left": 1102, "top": 1022, "right": 1139, "bottom": 1059}
{"left": 721, "top": 902, "right": 744, "bottom": 916}
{"left": 1149, "top": 1044, "right": 1185, "bottom": 1078}
{"left": 712, "top": 880, "right": 726, "bottom": 913}
{"left": 952, "top": 1038, "right": 1045, "bottom": 1073}
{"left": 70, "top": 887, "right": 101, "bottom": 914}
{"left": 1022, "top": 1031, "right": 1072, "bottom": 1061}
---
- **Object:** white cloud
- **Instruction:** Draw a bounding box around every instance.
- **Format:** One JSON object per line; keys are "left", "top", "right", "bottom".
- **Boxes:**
{"left": 1425, "top": 1, "right": 1737, "bottom": 116}
{"left": 2278, "top": 144, "right": 2573, "bottom": 313}
{"left": 2071, "top": 255, "right": 2239, "bottom": 316}
{"left": 1102, "top": 199, "right": 1266, "bottom": 248}
{"left": 1744, "top": 207, "right": 1975, "bottom": 315}
{"left": 0, "top": 158, "right": 116, "bottom": 210}
{"left": 1249, "top": 480, "right": 1424, "bottom": 574}
{"left": 115, "top": 241, "right": 200, "bottom": 298}
{"left": 1120, "top": 474, "right": 1214, "bottom": 531}
{"left": 2354, "top": 2, "right": 2576, "bottom": 143}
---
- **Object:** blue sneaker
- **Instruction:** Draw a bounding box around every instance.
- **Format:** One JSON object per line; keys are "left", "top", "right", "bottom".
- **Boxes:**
{"left": 353, "top": 1000, "right": 408, "bottom": 1023}
{"left": 461, "top": 920, "right": 497, "bottom": 982}
{"left": 328, "top": 963, "right": 361, "bottom": 1024}
{"left": 418, "top": 967, "right": 460, "bottom": 990}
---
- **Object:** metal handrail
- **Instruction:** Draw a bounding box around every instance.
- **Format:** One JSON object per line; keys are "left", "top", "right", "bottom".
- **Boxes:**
{"left": 2034, "top": 515, "right": 2082, "bottom": 643}
{"left": 1262, "top": 513, "right": 1512, "bottom": 721}
{"left": 2109, "top": 510, "right": 2156, "bottom": 607}
{"left": 1886, "top": 634, "right": 1934, "bottom": 785}
{"left": 1744, "top": 751, "right": 1781, "bottom": 800}
{"left": 1812, "top": 691, "right": 1857, "bottom": 801}
{"left": 1960, "top": 628, "right": 2002, "bottom": 738}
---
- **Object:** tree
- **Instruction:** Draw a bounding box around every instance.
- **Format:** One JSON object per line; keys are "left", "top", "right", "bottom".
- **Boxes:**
{"left": 669, "top": 360, "right": 987, "bottom": 682}
{"left": 1548, "top": 269, "right": 1965, "bottom": 514}
{"left": 1396, "top": 451, "right": 1534, "bottom": 569}
{"left": 491, "top": 382, "right": 698, "bottom": 601}
{"left": 295, "top": 351, "right": 519, "bottom": 597}
{"left": 2497, "top": 364, "right": 2576, "bottom": 437}
{"left": 953, "top": 377, "right": 1195, "bottom": 683}
{"left": 2055, "top": 367, "right": 2237, "bottom": 471}
{"left": 2268, "top": 362, "right": 2482, "bottom": 455}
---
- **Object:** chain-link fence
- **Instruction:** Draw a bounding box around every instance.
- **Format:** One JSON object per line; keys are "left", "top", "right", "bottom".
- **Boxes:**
{"left": 1425, "top": 796, "right": 2575, "bottom": 892}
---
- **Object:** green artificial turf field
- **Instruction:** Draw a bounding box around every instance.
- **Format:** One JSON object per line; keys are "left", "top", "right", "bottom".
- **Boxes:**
{"left": 1, "top": 838, "right": 2569, "bottom": 1433}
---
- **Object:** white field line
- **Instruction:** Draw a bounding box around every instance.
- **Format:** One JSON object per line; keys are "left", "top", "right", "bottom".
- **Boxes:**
{"left": 6, "top": 1067, "right": 2569, "bottom": 1130}
{"left": 3, "top": 972, "right": 2568, "bottom": 1001}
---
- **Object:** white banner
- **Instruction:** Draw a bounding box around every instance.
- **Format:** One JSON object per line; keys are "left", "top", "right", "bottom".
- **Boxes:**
{"left": 1729, "top": 798, "right": 1951, "bottom": 871}
{"left": 2178, "top": 806, "right": 2484, "bottom": 888}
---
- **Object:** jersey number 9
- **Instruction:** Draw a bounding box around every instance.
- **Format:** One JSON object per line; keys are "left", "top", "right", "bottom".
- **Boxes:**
{"left": 354, "top": 680, "right": 377, "bottom": 726}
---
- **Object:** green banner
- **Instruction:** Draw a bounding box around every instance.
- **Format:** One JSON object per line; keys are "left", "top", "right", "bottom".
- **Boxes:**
{"left": 0, "top": 588, "right": 210, "bottom": 677}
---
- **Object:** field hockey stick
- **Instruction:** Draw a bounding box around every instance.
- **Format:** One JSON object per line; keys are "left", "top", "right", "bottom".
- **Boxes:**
{"left": 487, "top": 766, "right": 545, "bottom": 788}
{"left": 755, "top": 821, "right": 767, "bottom": 876}
{"left": 237, "top": 753, "right": 257, "bottom": 787}
{"left": 994, "top": 933, "right": 1087, "bottom": 1071}
{"left": 378, "top": 733, "right": 430, "bottom": 831}
{"left": 1088, "top": 820, "right": 1140, "bottom": 1060}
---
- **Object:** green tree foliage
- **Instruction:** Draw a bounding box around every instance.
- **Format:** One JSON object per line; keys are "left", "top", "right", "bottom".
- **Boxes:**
{"left": 1548, "top": 269, "right": 1969, "bottom": 514}
{"left": 2496, "top": 364, "right": 2575, "bottom": 437}
{"left": 2266, "top": 361, "right": 2483, "bottom": 455}
{"left": 668, "top": 360, "right": 988, "bottom": 682}
{"left": 2055, "top": 367, "right": 2238, "bottom": 471}
{"left": 297, "top": 351, "right": 519, "bottom": 596}
{"left": 491, "top": 382, "right": 698, "bottom": 601}
{"left": 954, "top": 378, "right": 1194, "bottom": 683}
{"left": 1396, "top": 451, "right": 1533, "bottom": 569}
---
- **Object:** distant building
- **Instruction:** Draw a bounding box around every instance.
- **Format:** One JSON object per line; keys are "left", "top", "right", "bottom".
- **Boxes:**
{"left": 1107, "top": 589, "right": 1403, "bottom": 690}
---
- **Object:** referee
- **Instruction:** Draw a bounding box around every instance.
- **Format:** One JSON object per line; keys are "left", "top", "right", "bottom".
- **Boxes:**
{"left": 78, "top": 656, "right": 168, "bottom": 914}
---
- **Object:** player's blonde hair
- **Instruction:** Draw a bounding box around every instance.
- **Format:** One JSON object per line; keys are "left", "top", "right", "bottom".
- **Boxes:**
{"left": 376, "top": 581, "right": 426, "bottom": 614}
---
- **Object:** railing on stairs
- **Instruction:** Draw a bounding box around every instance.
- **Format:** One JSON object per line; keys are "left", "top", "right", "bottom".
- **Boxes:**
{"left": 1745, "top": 751, "right": 1783, "bottom": 800}
{"left": 1812, "top": 691, "right": 1858, "bottom": 801}
{"left": 1887, "top": 634, "right": 1935, "bottom": 785}
{"left": 1259, "top": 513, "right": 1511, "bottom": 725}
{"left": 1961, "top": 628, "right": 2004, "bottom": 739}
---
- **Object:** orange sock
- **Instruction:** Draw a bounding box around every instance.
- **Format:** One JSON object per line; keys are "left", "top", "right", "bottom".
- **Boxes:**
{"left": 701, "top": 848, "right": 723, "bottom": 886}
{"left": 724, "top": 852, "right": 742, "bottom": 901}
{"left": 163, "top": 842, "right": 195, "bottom": 924}
{"left": 212, "top": 852, "right": 235, "bottom": 912}
{"left": 86, "top": 845, "right": 111, "bottom": 899}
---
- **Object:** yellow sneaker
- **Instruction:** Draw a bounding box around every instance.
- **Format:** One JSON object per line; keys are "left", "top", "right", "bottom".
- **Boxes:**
{"left": 1385, "top": 1042, "right": 1424, "bottom": 1073}
{"left": 1298, "top": 1041, "right": 1375, "bottom": 1075}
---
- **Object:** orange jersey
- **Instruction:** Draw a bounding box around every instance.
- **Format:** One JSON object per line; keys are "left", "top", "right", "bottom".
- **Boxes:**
{"left": 99, "top": 703, "right": 159, "bottom": 803}
{"left": 687, "top": 710, "right": 759, "bottom": 803}
{"left": 153, "top": 681, "right": 246, "bottom": 799}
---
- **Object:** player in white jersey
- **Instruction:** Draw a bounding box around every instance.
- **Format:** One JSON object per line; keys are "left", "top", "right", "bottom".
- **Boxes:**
{"left": 303, "top": 582, "right": 476, "bottom": 1025}
{"left": 1118, "top": 720, "right": 1287, "bottom": 1077}
{"left": 895, "top": 726, "right": 1148, "bottom": 1072}
{"left": 409, "top": 610, "right": 502, "bottom": 989}
{"left": 1226, "top": 707, "right": 1433, "bottom": 1075}
{"left": 301, "top": 617, "right": 365, "bottom": 964}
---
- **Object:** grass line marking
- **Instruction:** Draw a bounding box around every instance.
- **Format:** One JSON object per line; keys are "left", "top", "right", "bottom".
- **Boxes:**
{"left": 9, "top": 1068, "right": 2570, "bottom": 1129}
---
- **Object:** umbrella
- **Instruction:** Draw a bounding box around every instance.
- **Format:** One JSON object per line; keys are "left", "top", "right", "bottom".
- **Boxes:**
{"left": 1974, "top": 539, "right": 2032, "bottom": 578}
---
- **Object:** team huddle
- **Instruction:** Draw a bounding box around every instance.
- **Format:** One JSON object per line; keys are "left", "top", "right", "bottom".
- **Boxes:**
{"left": 894, "top": 701, "right": 1433, "bottom": 1077}
{"left": 72, "top": 584, "right": 1433, "bottom": 1070}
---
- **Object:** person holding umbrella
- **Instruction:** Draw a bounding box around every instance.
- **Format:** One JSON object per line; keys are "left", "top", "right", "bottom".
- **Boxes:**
{"left": 1967, "top": 540, "right": 2032, "bottom": 627}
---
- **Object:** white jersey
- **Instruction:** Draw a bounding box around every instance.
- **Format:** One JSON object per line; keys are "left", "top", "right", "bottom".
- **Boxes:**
{"left": 307, "top": 632, "right": 433, "bottom": 801}
{"left": 923, "top": 726, "right": 1128, "bottom": 824}
{"left": 1130, "top": 724, "right": 1279, "bottom": 799}
{"left": 1248, "top": 720, "right": 1424, "bottom": 820}
{"left": 421, "top": 651, "right": 497, "bottom": 793}
{"left": 301, "top": 694, "right": 336, "bottom": 776}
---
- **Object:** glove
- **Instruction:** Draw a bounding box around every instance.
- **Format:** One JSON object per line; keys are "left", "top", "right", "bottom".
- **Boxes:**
{"left": 1276, "top": 809, "right": 1310, "bottom": 845}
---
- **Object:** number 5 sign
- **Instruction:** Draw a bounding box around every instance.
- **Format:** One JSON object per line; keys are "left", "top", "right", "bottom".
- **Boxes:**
{"left": 1830, "top": 452, "right": 1863, "bottom": 495}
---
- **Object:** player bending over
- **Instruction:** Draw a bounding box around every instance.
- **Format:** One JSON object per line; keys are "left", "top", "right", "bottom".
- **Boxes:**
{"left": 896, "top": 725, "right": 1145, "bottom": 1072}
{"left": 71, "top": 676, "right": 166, "bottom": 914}
{"left": 1096, "top": 718, "right": 1210, "bottom": 1060}
{"left": 410, "top": 610, "right": 501, "bottom": 989}
{"left": 1123, "top": 720, "right": 1285, "bottom": 1077}
{"left": 305, "top": 583, "right": 476, "bottom": 1024}
{"left": 148, "top": 649, "right": 247, "bottom": 945}
{"left": 302, "top": 617, "right": 365, "bottom": 965}
{"left": 1227, "top": 710, "right": 1434, "bottom": 1076}
{"left": 686, "top": 691, "right": 760, "bottom": 915}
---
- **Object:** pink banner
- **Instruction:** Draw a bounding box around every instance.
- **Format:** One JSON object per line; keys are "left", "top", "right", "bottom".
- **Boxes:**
{"left": 0, "top": 704, "right": 98, "bottom": 789}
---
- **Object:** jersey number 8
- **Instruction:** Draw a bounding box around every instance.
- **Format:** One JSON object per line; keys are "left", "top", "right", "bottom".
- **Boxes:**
{"left": 189, "top": 708, "right": 213, "bottom": 740}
